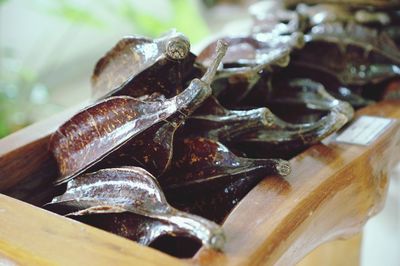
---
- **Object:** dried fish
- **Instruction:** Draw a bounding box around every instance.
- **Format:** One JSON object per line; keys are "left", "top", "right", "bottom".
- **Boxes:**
{"left": 92, "top": 30, "right": 196, "bottom": 99}
{"left": 284, "top": 0, "right": 400, "bottom": 9}
{"left": 46, "top": 167, "right": 225, "bottom": 250}
{"left": 231, "top": 78, "right": 352, "bottom": 158}
{"left": 180, "top": 96, "right": 274, "bottom": 142}
{"left": 197, "top": 32, "right": 304, "bottom": 107}
{"left": 79, "top": 41, "right": 228, "bottom": 178}
{"left": 293, "top": 23, "right": 400, "bottom": 86}
{"left": 249, "top": 1, "right": 307, "bottom": 35}
{"left": 160, "top": 137, "right": 290, "bottom": 195}
{"left": 168, "top": 172, "right": 267, "bottom": 224}
{"left": 262, "top": 64, "right": 375, "bottom": 108}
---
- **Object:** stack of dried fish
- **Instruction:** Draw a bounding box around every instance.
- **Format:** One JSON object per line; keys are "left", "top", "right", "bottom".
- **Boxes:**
{"left": 43, "top": 1, "right": 400, "bottom": 256}
{"left": 249, "top": 0, "right": 400, "bottom": 106}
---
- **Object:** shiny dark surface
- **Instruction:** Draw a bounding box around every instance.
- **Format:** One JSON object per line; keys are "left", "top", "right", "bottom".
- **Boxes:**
{"left": 42, "top": 2, "right": 400, "bottom": 258}
{"left": 260, "top": 64, "right": 375, "bottom": 108}
{"left": 250, "top": 1, "right": 307, "bottom": 35}
{"left": 50, "top": 96, "right": 179, "bottom": 184}
{"left": 161, "top": 137, "right": 290, "bottom": 224}
{"left": 284, "top": 0, "right": 400, "bottom": 9}
{"left": 92, "top": 30, "right": 195, "bottom": 99}
{"left": 161, "top": 137, "right": 290, "bottom": 194}
{"left": 46, "top": 167, "right": 225, "bottom": 250}
{"left": 181, "top": 96, "right": 274, "bottom": 142}
{"left": 50, "top": 41, "right": 228, "bottom": 184}
{"left": 196, "top": 32, "right": 304, "bottom": 106}
{"left": 230, "top": 79, "right": 352, "bottom": 158}
{"left": 293, "top": 23, "right": 400, "bottom": 86}
{"left": 81, "top": 42, "right": 228, "bottom": 178}
{"left": 51, "top": 82, "right": 206, "bottom": 184}
{"left": 247, "top": 1, "right": 400, "bottom": 106}
{"left": 169, "top": 170, "right": 267, "bottom": 224}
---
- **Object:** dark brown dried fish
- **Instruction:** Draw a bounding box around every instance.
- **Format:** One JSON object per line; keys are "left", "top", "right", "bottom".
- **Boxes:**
{"left": 228, "top": 111, "right": 347, "bottom": 159}
{"left": 296, "top": 4, "right": 395, "bottom": 27}
{"left": 197, "top": 34, "right": 303, "bottom": 68}
{"left": 180, "top": 96, "right": 274, "bottom": 142}
{"left": 249, "top": 1, "right": 307, "bottom": 35}
{"left": 296, "top": 4, "right": 353, "bottom": 27}
{"left": 293, "top": 23, "right": 400, "bottom": 86}
{"left": 168, "top": 172, "right": 268, "bottom": 224}
{"left": 50, "top": 55, "right": 217, "bottom": 184}
{"left": 261, "top": 64, "right": 375, "bottom": 108}
{"left": 284, "top": 0, "right": 400, "bottom": 9}
{"left": 294, "top": 3, "right": 400, "bottom": 47}
{"left": 72, "top": 212, "right": 173, "bottom": 246}
{"left": 160, "top": 137, "right": 290, "bottom": 195}
{"left": 50, "top": 96, "right": 179, "bottom": 184}
{"left": 196, "top": 32, "right": 304, "bottom": 107}
{"left": 265, "top": 78, "right": 354, "bottom": 120}
{"left": 91, "top": 30, "right": 196, "bottom": 99}
{"left": 162, "top": 137, "right": 290, "bottom": 224}
{"left": 81, "top": 42, "right": 228, "bottom": 178}
{"left": 230, "top": 78, "right": 352, "bottom": 158}
{"left": 46, "top": 167, "right": 225, "bottom": 250}
{"left": 179, "top": 78, "right": 352, "bottom": 154}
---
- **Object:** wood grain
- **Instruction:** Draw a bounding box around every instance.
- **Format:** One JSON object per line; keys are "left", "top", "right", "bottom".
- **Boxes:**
{"left": 0, "top": 100, "right": 399, "bottom": 265}
{"left": 0, "top": 194, "right": 187, "bottom": 266}
{"left": 297, "top": 234, "right": 362, "bottom": 266}
{"left": 0, "top": 101, "right": 89, "bottom": 205}
{"left": 194, "top": 100, "right": 400, "bottom": 265}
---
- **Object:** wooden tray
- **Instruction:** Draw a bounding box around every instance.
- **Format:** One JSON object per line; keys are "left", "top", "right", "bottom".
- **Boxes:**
{"left": 1, "top": 100, "right": 400, "bottom": 266}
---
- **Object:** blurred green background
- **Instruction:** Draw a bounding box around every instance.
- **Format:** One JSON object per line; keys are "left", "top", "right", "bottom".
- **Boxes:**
{"left": 0, "top": 0, "right": 254, "bottom": 138}
{"left": 0, "top": 0, "right": 245, "bottom": 138}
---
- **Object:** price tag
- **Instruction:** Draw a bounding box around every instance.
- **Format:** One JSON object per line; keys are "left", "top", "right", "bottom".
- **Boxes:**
{"left": 335, "top": 116, "right": 393, "bottom": 146}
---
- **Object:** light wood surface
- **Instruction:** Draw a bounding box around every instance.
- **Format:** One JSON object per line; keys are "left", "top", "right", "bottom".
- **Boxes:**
{"left": 193, "top": 100, "right": 400, "bottom": 266}
{"left": 297, "top": 234, "right": 362, "bottom": 266}
{"left": 0, "top": 101, "right": 89, "bottom": 205}
{"left": 1, "top": 100, "right": 399, "bottom": 265}
{"left": 0, "top": 194, "right": 186, "bottom": 266}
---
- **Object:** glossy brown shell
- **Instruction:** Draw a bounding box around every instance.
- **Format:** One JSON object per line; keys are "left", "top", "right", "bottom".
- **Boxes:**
{"left": 181, "top": 96, "right": 274, "bottom": 141}
{"left": 47, "top": 167, "right": 225, "bottom": 250}
{"left": 249, "top": 1, "right": 307, "bottom": 35}
{"left": 197, "top": 33, "right": 304, "bottom": 70}
{"left": 292, "top": 23, "right": 400, "bottom": 86}
{"left": 51, "top": 41, "right": 228, "bottom": 184}
{"left": 160, "top": 137, "right": 290, "bottom": 194}
{"left": 197, "top": 33, "right": 304, "bottom": 106}
{"left": 260, "top": 64, "right": 374, "bottom": 108}
{"left": 50, "top": 83, "right": 207, "bottom": 184}
{"left": 91, "top": 30, "right": 195, "bottom": 99}
{"left": 307, "top": 23, "right": 400, "bottom": 64}
{"left": 229, "top": 79, "right": 353, "bottom": 158}
{"left": 284, "top": 0, "right": 400, "bottom": 9}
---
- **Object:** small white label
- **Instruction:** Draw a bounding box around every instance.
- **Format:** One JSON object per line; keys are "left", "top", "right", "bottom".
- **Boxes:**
{"left": 335, "top": 116, "right": 393, "bottom": 145}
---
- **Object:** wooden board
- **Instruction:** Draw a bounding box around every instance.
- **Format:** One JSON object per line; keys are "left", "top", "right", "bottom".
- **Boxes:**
{"left": 297, "top": 234, "right": 362, "bottom": 266}
{"left": 1, "top": 100, "right": 400, "bottom": 265}
{"left": 194, "top": 100, "right": 400, "bottom": 266}
{"left": 0, "top": 101, "right": 89, "bottom": 205}
{"left": 0, "top": 194, "right": 186, "bottom": 266}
